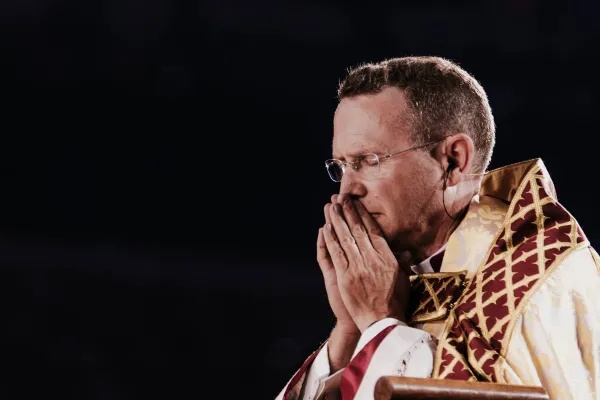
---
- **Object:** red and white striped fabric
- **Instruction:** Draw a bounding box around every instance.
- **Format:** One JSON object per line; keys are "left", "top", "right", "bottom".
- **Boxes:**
{"left": 276, "top": 319, "right": 436, "bottom": 400}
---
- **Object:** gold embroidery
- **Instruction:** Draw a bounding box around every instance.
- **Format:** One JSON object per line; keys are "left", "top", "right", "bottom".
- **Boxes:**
{"left": 408, "top": 271, "right": 468, "bottom": 324}
{"left": 432, "top": 159, "right": 588, "bottom": 381}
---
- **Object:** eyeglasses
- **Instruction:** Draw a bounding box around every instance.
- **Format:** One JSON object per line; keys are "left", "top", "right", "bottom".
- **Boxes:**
{"left": 324, "top": 138, "right": 447, "bottom": 182}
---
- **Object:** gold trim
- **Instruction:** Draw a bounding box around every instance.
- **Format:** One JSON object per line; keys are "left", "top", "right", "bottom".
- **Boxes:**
{"left": 411, "top": 309, "right": 448, "bottom": 324}
{"left": 483, "top": 158, "right": 540, "bottom": 175}
{"left": 409, "top": 271, "right": 469, "bottom": 282}
{"left": 433, "top": 311, "right": 457, "bottom": 377}
{"left": 480, "top": 159, "right": 541, "bottom": 203}
{"left": 409, "top": 271, "right": 468, "bottom": 324}
{"left": 423, "top": 279, "right": 442, "bottom": 310}
{"left": 436, "top": 338, "right": 472, "bottom": 379}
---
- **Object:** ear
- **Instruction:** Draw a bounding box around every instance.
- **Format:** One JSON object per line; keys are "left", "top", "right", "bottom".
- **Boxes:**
{"left": 439, "top": 134, "right": 475, "bottom": 187}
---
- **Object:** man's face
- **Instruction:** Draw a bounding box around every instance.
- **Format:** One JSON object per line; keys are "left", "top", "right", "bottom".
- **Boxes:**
{"left": 332, "top": 87, "right": 443, "bottom": 252}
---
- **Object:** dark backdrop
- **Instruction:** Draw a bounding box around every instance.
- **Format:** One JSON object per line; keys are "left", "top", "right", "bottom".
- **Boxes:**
{"left": 1, "top": 0, "right": 599, "bottom": 398}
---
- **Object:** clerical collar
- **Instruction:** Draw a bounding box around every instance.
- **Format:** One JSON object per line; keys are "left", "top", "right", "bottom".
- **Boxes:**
{"left": 410, "top": 243, "right": 448, "bottom": 274}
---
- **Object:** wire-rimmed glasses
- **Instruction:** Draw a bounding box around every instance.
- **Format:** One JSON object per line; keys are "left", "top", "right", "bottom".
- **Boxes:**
{"left": 324, "top": 138, "right": 447, "bottom": 182}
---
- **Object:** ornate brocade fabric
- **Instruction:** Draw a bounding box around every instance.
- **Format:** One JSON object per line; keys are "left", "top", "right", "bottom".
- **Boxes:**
{"left": 422, "top": 159, "right": 591, "bottom": 383}
{"left": 408, "top": 271, "right": 468, "bottom": 324}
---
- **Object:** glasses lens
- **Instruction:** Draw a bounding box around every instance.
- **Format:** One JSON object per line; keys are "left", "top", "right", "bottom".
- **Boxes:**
{"left": 325, "top": 160, "right": 344, "bottom": 182}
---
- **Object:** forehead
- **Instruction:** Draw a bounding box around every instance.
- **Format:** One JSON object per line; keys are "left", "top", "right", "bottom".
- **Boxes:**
{"left": 332, "top": 87, "right": 411, "bottom": 158}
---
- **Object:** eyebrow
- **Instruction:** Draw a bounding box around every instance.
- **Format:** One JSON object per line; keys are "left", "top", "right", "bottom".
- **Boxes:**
{"left": 333, "top": 149, "right": 381, "bottom": 161}
{"left": 332, "top": 137, "right": 389, "bottom": 160}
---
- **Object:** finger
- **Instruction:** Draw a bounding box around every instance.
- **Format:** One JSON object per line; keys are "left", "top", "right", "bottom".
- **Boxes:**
{"left": 329, "top": 203, "right": 362, "bottom": 259}
{"left": 352, "top": 200, "right": 388, "bottom": 250}
{"left": 324, "top": 203, "right": 333, "bottom": 225}
{"left": 340, "top": 198, "right": 372, "bottom": 250}
{"left": 316, "top": 228, "right": 333, "bottom": 271}
{"left": 331, "top": 194, "right": 338, "bottom": 204}
{"left": 323, "top": 223, "right": 349, "bottom": 273}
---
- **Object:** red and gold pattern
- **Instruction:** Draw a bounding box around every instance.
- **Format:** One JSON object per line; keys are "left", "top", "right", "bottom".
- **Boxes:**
{"left": 408, "top": 271, "right": 468, "bottom": 324}
{"left": 433, "top": 159, "right": 588, "bottom": 381}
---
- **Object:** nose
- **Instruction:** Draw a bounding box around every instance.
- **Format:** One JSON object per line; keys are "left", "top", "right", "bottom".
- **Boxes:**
{"left": 338, "top": 171, "right": 367, "bottom": 203}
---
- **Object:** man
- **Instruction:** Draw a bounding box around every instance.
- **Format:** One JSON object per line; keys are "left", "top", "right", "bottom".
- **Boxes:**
{"left": 276, "top": 57, "right": 600, "bottom": 400}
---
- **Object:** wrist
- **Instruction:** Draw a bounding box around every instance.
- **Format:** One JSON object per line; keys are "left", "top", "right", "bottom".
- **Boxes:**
{"left": 357, "top": 311, "right": 406, "bottom": 333}
{"left": 333, "top": 321, "right": 361, "bottom": 337}
{"left": 328, "top": 324, "right": 360, "bottom": 373}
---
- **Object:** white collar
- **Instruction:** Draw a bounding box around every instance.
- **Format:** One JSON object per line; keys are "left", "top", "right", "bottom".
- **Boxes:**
{"left": 410, "top": 243, "right": 448, "bottom": 274}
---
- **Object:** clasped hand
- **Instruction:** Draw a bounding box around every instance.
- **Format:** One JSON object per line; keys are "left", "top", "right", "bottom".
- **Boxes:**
{"left": 317, "top": 195, "right": 410, "bottom": 333}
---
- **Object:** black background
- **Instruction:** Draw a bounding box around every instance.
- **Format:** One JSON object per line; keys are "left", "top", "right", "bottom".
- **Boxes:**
{"left": 2, "top": 0, "right": 600, "bottom": 398}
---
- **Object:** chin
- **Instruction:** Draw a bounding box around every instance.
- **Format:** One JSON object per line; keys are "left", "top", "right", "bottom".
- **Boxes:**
{"left": 379, "top": 225, "right": 395, "bottom": 242}
{"left": 380, "top": 226, "right": 406, "bottom": 248}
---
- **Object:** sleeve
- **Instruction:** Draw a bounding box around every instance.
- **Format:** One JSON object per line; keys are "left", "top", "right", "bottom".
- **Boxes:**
{"left": 277, "top": 318, "right": 436, "bottom": 400}
{"left": 299, "top": 342, "right": 344, "bottom": 400}
{"left": 501, "top": 246, "right": 600, "bottom": 400}
{"left": 275, "top": 341, "right": 344, "bottom": 400}
{"left": 339, "top": 318, "right": 436, "bottom": 399}
{"left": 275, "top": 342, "right": 326, "bottom": 400}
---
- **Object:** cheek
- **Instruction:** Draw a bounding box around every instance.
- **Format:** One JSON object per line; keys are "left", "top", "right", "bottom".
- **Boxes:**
{"left": 377, "top": 178, "right": 405, "bottom": 202}
{"left": 370, "top": 182, "right": 404, "bottom": 217}
{"left": 373, "top": 174, "right": 424, "bottom": 222}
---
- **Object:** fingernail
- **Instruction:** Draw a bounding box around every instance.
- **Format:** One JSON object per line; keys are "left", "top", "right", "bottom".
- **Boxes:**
{"left": 326, "top": 223, "right": 332, "bottom": 231}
